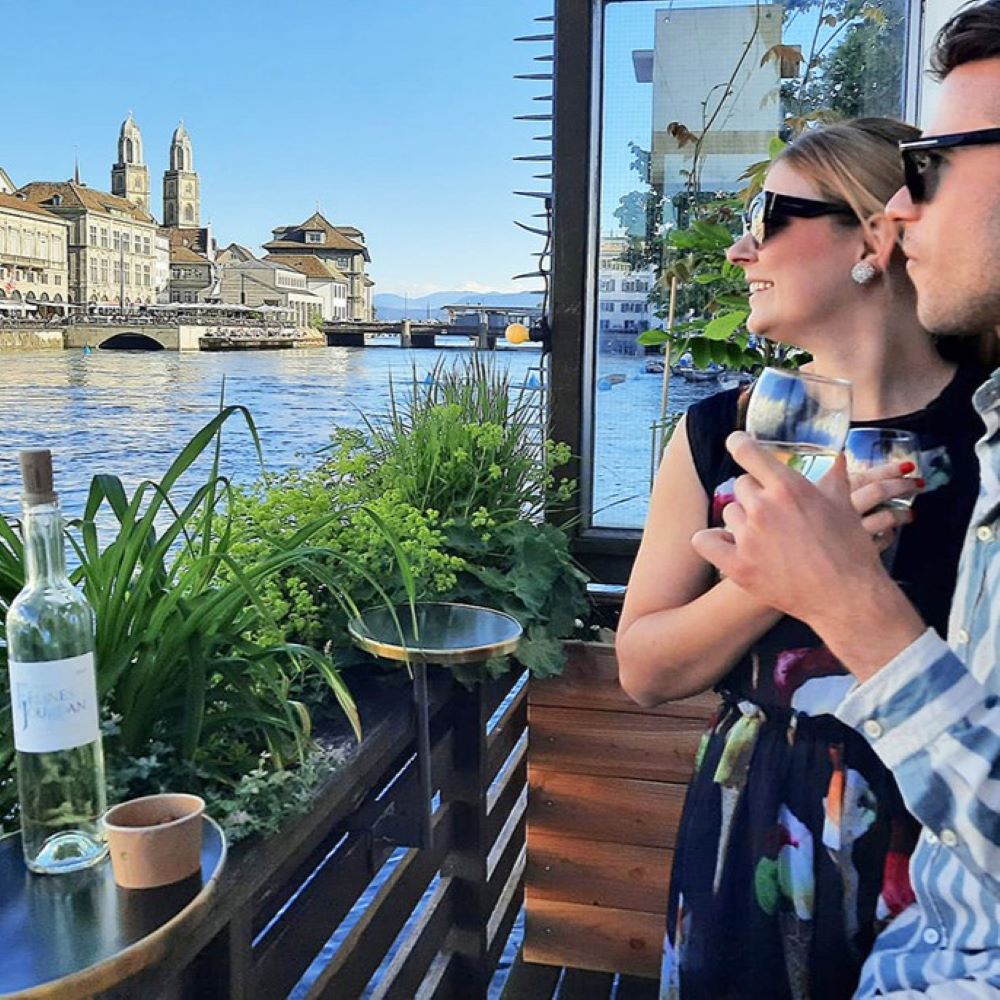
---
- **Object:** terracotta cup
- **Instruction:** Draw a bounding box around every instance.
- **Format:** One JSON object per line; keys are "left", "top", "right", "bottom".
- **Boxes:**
{"left": 103, "top": 793, "right": 205, "bottom": 889}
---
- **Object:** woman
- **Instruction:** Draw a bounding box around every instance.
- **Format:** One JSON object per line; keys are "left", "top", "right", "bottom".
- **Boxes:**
{"left": 617, "top": 119, "right": 986, "bottom": 1000}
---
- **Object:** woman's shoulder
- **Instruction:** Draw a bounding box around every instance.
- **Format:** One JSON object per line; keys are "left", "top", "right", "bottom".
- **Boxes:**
{"left": 685, "top": 385, "right": 744, "bottom": 430}
{"left": 684, "top": 386, "right": 745, "bottom": 494}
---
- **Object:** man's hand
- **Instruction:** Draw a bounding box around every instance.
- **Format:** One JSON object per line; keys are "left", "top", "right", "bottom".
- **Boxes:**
{"left": 691, "top": 432, "right": 926, "bottom": 681}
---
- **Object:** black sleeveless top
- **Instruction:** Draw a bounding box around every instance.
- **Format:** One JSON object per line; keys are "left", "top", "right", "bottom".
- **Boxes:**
{"left": 684, "top": 364, "right": 984, "bottom": 712}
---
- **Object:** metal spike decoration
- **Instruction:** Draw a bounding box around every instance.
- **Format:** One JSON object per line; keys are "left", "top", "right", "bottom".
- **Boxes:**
{"left": 513, "top": 0, "right": 555, "bottom": 361}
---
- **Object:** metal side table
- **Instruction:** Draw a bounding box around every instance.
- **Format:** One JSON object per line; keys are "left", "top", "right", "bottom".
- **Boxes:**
{"left": 348, "top": 602, "right": 522, "bottom": 848}
{"left": 0, "top": 817, "right": 225, "bottom": 998}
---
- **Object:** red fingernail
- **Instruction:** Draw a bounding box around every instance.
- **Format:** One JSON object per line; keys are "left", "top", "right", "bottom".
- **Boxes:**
{"left": 915, "top": 477, "right": 926, "bottom": 489}
{"left": 899, "top": 461, "right": 916, "bottom": 475}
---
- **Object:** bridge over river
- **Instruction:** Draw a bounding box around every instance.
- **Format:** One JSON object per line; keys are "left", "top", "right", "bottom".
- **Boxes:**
{"left": 62, "top": 322, "right": 314, "bottom": 351}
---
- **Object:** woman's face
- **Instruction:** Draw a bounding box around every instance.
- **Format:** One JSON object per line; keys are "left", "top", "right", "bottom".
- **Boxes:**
{"left": 727, "top": 160, "right": 863, "bottom": 346}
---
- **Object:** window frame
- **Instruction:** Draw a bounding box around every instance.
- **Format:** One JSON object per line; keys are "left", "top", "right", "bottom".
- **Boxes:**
{"left": 549, "top": 0, "right": 925, "bottom": 571}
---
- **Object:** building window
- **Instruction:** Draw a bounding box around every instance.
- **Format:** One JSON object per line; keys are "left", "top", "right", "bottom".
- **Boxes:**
{"left": 89, "top": 225, "right": 97, "bottom": 246}
{"left": 600, "top": 301, "right": 615, "bottom": 313}
{"left": 124, "top": 262, "right": 130, "bottom": 286}
{"left": 100, "top": 259, "right": 109, "bottom": 284}
{"left": 122, "top": 232, "right": 130, "bottom": 254}
{"left": 101, "top": 228, "right": 109, "bottom": 249}
{"left": 599, "top": 279, "right": 615, "bottom": 292}
{"left": 113, "top": 261, "right": 121, "bottom": 284}
{"left": 171, "top": 268, "right": 181, "bottom": 279}
{"left": 112, "top": 230, "right": 120, "bottom": 252}
{"left": 89, "top": 260, "right": 98, "bottom": 284}
{"left": 144, "top": 265, "right": 150, "bottom": 287}
{"left": 143, "top": 236, "right": 150, "bottom": 256}
{"left": 306, "top": 231, "right": 324, "bottom": 244}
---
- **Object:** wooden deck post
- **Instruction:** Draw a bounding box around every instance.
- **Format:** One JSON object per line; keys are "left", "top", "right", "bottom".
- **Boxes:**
{"left": 442, "top": 681, "right": 493, "bottom": 997}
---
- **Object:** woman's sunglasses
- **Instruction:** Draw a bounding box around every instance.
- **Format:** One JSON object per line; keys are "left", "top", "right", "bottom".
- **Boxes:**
{"left": 742, "top": 190, "right": 856, "bottom": 246}
{"left": 900, "top": 127, "right": 1000, "bottom": 204}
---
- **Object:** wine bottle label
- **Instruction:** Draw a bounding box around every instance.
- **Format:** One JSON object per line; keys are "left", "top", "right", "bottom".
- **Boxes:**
{"left": 8, "top": 653, "right": 101, "bottom": 753}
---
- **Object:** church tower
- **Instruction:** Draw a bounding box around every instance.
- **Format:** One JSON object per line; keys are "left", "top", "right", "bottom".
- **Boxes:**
{"left": 163, "top": 122, "right": 200, "bottom": 227}
{"left": 110, "top": 112, "right": 150, "bottom": 214}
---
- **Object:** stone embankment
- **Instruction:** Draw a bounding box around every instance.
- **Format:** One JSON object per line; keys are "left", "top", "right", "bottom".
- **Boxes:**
{"left": 0, "top": 329, "right": 63, "bottom": 350}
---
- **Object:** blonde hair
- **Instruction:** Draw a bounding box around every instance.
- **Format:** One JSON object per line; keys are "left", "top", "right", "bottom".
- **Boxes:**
{"left": 778, "top": 117, "right": 919, "bottom": 233}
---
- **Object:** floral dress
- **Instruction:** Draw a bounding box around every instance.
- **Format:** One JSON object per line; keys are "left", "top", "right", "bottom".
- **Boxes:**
{"left": 660, "top": 366, "right": 984, "bottom": 1000}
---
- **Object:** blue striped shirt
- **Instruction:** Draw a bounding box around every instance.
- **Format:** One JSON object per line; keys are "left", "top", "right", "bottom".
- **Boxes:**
{"left": 837, "top": 371, "right": 1000, "bottom": 998}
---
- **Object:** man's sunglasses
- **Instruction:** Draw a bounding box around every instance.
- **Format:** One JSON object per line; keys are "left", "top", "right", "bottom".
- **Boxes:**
{"left": 900, "top": 127, "right": 1000, "bottom": 204}
{"left": 742, "top": 190, "right": 856, "bottom": 246}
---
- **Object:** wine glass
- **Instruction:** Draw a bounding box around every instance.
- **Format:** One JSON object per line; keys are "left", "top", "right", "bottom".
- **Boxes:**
{"left": 845, "top": 428, "right": 922, "bottom": 510}
{"left": 745, "top": 368, "right": 853, "bottom": 482}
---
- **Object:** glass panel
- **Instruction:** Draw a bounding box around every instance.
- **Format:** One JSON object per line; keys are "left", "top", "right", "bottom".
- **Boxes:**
{"left": 590, "top": 0, "right": 910, "bottom": 529}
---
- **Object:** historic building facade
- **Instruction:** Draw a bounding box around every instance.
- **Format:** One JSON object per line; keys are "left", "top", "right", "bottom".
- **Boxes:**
{"left": 262, "top": 212, "right": 372, "bottom": 321}
{"left": 110, "top": 113, "right": 150, "bottom": 215}
{"left": 261, "top": 253, "right": 348, "bottom": 321}
{"left": 218, "top": 259, "right": 323, "bottom": 326}
{"left": 0, "top": 192, "right": 71, "bottom": 310}
{"left": 163, "top": 124, "right": 200, "bottom": 228}
{"left": 18, "top": 181, "right": 158, "bottom": 307}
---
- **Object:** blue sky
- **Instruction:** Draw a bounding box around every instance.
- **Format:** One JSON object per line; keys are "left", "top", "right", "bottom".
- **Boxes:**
{"left": 1, "top": 0, "right": 549, "bottom": 296}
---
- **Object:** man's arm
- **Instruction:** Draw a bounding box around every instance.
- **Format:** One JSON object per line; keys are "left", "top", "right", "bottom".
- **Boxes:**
{"left": 836, "top": 628, "right": 1000, "bottom": 900}
{"left": 691, "top": 432, "right": 926, "bottom": 680}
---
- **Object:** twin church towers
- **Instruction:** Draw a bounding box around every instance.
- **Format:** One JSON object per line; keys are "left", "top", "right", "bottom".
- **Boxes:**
{"left": 110, "top": 113, "right": 200, "bottom": 227}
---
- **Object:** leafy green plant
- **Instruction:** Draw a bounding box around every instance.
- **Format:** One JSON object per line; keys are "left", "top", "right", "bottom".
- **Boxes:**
{"left": 0, "top": 406, "right": 390, "bottom": 832}
{"left": 227, "top": 355, "right": 588, "bottom": 684}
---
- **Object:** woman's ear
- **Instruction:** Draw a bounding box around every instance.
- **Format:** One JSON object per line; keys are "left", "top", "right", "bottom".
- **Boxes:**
{"left": 859, "top": 213, "right": 900, "bottom": 272}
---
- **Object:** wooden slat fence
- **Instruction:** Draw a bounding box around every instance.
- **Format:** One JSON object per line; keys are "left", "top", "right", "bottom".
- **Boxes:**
{"left": 98, "top": 667, "right": 529, "bottom": 1000}
{"left": 524, "top": 641, "right": 718, "bottom": 979}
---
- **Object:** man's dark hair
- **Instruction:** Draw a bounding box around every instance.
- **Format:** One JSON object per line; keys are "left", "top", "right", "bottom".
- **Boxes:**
{"left": 931, "top": 0, "right": 1000, "bottom": 78}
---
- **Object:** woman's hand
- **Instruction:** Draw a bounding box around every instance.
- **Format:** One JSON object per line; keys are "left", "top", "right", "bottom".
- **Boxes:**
{"left": 849, "top": 460, "right": 922, "bottom": 552}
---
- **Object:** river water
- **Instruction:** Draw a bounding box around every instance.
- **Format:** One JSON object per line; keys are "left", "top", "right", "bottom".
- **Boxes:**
{"left": 0, "top": 342, "right": 716, "bottom": 529}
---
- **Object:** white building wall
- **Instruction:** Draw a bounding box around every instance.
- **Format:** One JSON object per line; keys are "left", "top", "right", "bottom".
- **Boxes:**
{"left": 649, "top": 5, "right": 783, "bottom": 198}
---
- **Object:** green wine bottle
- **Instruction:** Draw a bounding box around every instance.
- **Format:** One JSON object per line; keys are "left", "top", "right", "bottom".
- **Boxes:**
{"left": 6, "top": 449, "right": 108, "bottom": 873}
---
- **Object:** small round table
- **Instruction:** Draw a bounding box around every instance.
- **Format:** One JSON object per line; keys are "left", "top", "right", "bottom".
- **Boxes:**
{"left": 0, "top": 816, "right": 225, "bottom": 998}
{"left": 348, "top": 602, "right": 522, "bottom": 846}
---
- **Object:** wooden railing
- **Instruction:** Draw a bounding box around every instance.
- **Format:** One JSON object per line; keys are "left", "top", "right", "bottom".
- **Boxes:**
{"left": 106, "top": 667, "right": 528, "bottom": 999}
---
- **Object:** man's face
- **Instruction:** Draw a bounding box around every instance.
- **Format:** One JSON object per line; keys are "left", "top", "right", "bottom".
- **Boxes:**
{"left": 885, "top": 57, "right": 1000, "bottom": 335}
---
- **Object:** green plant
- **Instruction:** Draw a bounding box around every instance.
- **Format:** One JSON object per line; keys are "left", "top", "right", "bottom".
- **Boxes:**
{"left": 0, "top": 406, "right": 382, "bottom": 831}
{"left": 227, "top": 356, "right": 588, "bottom": 684}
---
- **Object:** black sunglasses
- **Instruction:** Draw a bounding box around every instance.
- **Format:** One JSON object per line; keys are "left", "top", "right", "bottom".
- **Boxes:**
{"left": 742, "top": 190, "right": 856, "bottom": 246}
{"left": 900, "top": 127, "right": 1000, "bottom": 204}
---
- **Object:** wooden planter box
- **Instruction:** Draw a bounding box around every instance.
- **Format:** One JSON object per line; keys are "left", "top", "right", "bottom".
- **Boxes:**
{"left": 525, "top": 641, "right": 718, "bottom": 979}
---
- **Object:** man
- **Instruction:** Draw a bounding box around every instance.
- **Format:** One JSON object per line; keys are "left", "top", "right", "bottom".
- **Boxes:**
{"left": 693, "top": 4, "right": 1000, "bottom": 996}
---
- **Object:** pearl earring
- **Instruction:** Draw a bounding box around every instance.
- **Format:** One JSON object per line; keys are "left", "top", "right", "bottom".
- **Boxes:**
{"left": 851, "top": 261, "right": 877, "bottom": 285}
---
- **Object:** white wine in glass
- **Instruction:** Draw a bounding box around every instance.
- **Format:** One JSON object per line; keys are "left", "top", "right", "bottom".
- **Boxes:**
{"left": 746, "top": 368, "right": 852, "bottom": 483}
{"left": 846, "top": 428, "right": 921, "bottom": 510}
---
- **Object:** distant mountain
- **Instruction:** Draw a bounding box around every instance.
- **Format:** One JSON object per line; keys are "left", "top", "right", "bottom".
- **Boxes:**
{"left": 373, "top": 290, "right": 540, "bottom": 322}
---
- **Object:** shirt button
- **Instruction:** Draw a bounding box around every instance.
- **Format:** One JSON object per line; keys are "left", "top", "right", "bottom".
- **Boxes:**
{"left": 956, "top": 628, "right": 971, "bottom": 644}
{"left": 922, "top": 927, "right": 941, "bottom": 945}
{"left": 863, "top": 719, "right": 883, "bottom": 739}
{"left": 976, "top": 525, "right": 994, "bottom": 542}
{"left": 925, "top": 830, "right": 939, "bottom": 845}
{"left": 941, "top": 828, "right": 959, "bottom": 847}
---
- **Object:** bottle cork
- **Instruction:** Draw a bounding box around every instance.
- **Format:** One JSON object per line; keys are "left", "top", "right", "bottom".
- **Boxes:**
{"left": 18, "top": 449, "right": 58, "bottom": 505}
